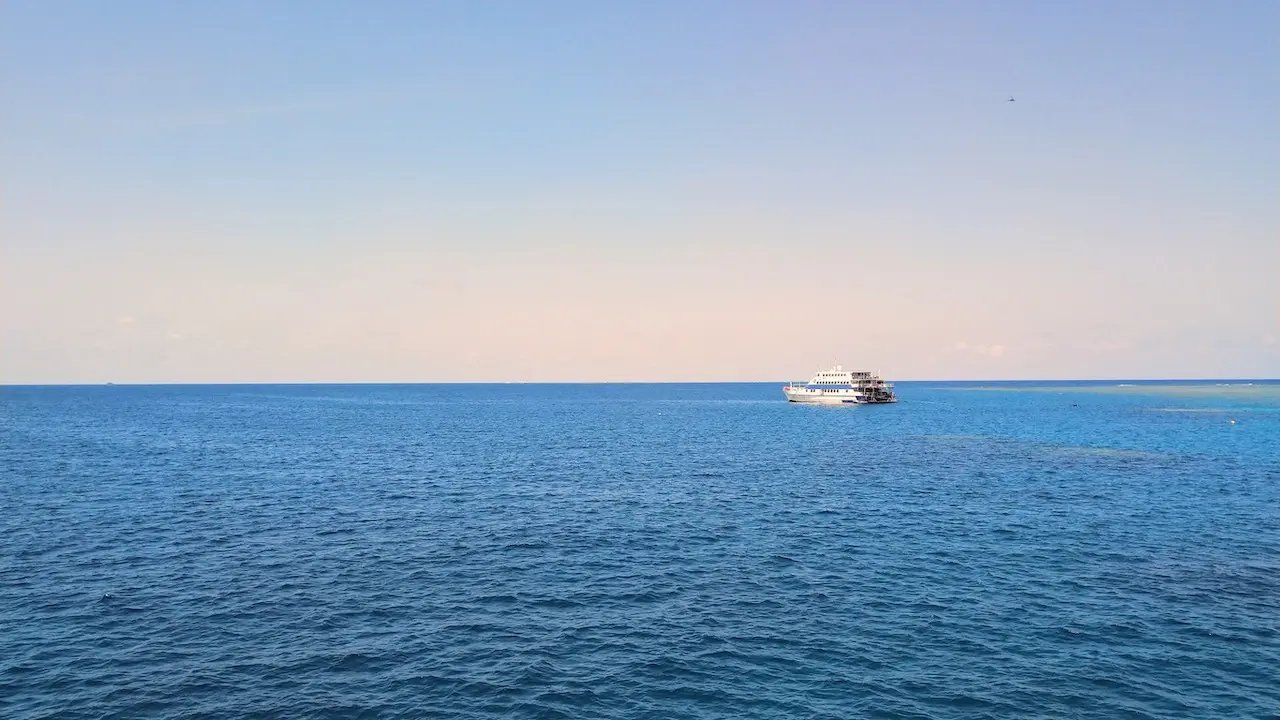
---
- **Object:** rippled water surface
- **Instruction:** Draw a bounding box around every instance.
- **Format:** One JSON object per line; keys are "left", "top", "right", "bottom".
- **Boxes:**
{"left": 3, "top": 382, "right": 1279, "bottom": 719}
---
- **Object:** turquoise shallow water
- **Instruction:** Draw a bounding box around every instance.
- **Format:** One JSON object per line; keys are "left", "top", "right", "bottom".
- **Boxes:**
{"left": 3, "top": 381, "right": 1278, "bottom": 719}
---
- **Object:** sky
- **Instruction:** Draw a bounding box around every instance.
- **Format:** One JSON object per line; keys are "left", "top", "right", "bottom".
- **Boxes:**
{"left": 3, "top": 1, "right": 1278, "bottom": 383}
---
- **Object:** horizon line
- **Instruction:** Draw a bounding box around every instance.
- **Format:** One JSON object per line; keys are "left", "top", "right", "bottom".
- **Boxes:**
{"left": 3, "top": 377, "right": 1278, "bottom": 388}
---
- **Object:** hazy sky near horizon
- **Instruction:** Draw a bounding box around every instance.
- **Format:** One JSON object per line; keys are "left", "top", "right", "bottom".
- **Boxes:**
{"left": 4, "top": 1, "right": 1278, "bottom": 383}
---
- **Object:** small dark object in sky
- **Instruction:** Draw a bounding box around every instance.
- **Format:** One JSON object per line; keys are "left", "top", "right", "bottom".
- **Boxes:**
{"left": 1008, "top": 96, "right": 1015, "bottom": 102}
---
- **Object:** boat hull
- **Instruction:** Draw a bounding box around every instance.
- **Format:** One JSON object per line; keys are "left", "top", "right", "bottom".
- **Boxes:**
{"left": 783, "top": 388, "right": 864, "bottom": 405}
{"left": 782, "top": 388, "right": 897, "bottom": 404}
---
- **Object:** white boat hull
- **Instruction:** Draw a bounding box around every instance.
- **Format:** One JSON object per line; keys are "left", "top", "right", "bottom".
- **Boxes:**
{"left": 783, "top": 388, "right": 865, "bottom": 405}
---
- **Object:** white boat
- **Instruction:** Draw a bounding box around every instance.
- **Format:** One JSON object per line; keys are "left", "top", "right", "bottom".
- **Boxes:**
{"left": 783, "top": 365, "right": 897, "bottom": 404}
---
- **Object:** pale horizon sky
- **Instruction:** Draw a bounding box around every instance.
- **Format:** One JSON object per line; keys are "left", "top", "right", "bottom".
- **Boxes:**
{"left": 4, "top": 1, "right": 1278, "bottom": 383}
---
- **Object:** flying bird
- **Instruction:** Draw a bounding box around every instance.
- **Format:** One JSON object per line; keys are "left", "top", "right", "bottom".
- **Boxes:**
{"left": 1008, "top": 96, "right": 1015, "bottom": 102}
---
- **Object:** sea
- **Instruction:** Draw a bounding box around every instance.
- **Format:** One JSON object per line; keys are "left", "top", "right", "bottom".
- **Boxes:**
{"left": 2, "top": 381, "right": 1278, "bottom": 719}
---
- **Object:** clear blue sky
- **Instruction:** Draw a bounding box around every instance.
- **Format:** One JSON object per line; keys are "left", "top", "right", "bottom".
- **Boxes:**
{"left": 3, "top": 1, "right": 1277, "bottom": 382}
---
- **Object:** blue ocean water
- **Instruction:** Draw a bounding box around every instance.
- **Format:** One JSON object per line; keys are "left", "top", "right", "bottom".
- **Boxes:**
{"left": 3, "top": 381, "right": 1278, "bottom": 719}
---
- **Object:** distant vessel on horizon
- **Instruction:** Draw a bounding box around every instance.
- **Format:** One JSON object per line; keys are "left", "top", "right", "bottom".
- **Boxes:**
{"left": 783, "top": 365, "right": 897, "bottom": 405}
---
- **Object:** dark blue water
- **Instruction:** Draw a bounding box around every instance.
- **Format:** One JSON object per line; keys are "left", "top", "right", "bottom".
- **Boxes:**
{"left": 3, "top": 382, "right": 1278, "bottom": 719}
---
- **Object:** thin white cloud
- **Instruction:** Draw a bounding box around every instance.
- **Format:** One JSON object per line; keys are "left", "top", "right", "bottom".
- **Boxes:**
{"left": 952, "top": 341, "right": 1006, "bottom": 358}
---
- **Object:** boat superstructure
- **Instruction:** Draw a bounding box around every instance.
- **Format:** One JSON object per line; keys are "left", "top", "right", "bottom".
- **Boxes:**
{"left": 783, "top": 365, "right": 897, "bottom": 405}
